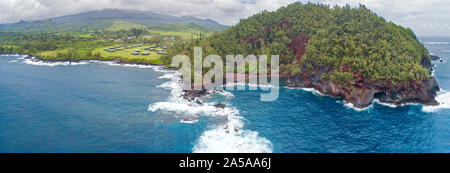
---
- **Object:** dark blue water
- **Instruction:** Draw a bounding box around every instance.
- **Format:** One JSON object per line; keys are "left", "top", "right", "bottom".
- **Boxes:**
{"left": 0, "top": 36, "right": 449, "bottom": 153}
{"left": 229, "top": 36, "right": 450, "bottom": 153}
{"left": 0, "top": 60, "right": 209, "bottom": 152}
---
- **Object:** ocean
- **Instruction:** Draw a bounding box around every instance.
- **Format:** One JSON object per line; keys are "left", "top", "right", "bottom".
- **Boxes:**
{"left": 0, "top": 36, "right": 449, "bottom": 153}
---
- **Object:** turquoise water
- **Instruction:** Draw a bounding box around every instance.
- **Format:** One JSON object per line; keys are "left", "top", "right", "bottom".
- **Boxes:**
{"left": 0, "top": 37, "right": 449, "bottom": 153}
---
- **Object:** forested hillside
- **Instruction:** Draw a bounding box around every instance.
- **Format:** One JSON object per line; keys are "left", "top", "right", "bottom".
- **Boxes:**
{"left": 0, "top": 9, "right": 224, "bottom": 64}
{"left": 164, "top": 2, "right": 430, "bottom": 83}
{"left": 162, "top": 2, "right": 439, "bottom": 108}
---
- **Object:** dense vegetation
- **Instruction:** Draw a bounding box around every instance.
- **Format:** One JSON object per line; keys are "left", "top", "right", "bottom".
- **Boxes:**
{"left": 0, "top": 8, "right": 228, "bottom": 64}
{"left": 0, "top": 24, "right": 210, "bottom": 64}
{"left": 162, "top": 2, "right": 431, "bottom": 85}
{"left": 1, "top": 3, "right": 432, "bottom": 86}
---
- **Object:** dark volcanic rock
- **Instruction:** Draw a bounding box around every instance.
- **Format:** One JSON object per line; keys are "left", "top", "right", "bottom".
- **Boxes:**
{"left": 214, "top": 103, "right": 226, "bottom": 109}
{"left": 431, "top": 55, "right": 441, "bottom": 61}
{"left": 288, "top": 57, "right": 440, "bottom": 108}
{"left": 182, "top": 89, "right": 208, "bottom": 104}
{"left": 375, "top": 77, "right": 439, "bottom": 106}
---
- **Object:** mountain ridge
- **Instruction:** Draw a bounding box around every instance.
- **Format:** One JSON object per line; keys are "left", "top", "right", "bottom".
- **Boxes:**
{"left": 0, "top": 9, "right": 229, "bottom": 31}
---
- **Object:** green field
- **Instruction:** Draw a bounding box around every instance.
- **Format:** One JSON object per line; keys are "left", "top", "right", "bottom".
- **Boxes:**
{"left": 0, "top": 18, "right": 211, "bottom": 65}
{"left": 107, "top": 21, "right": 146, "bottom": 31}
{"left": 92, "top": 45, "right": 163, "bottom": 65}
{"left": 149, "top": 30, "right": 204, "bottom": 40}
{"left": 77, "top": 34, "right": 93, "bottom": 38}
{"left": 38, "top": 49, "right": 69, "bottom": 57}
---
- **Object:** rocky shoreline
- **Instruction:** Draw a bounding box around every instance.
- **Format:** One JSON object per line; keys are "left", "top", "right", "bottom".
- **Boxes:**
{"left": 1, "top": 53, "right": 170, "bottom": 68}
{"left": 2, "top": 53, "right": 441, "bottom": 109}
{"left": 287, "top": 56, "right": 440, "bottom": 109}
{"left": 1, "top": 53, "right": 220, "bottom": 107}
{"left": 431, "top": 55, "right": 441, "bottom": 61}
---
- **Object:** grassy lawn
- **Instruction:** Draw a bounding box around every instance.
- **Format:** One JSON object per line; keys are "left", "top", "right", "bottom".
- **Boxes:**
{"left": 77, "top": 34, "right": 93, "bottom": 38}
{"left": 149, "top": 30, "right": 195, "bottom": 40}
{"left": 38, "top": 49, "right": 69, "bottom": 57}
{"left": 107, "top": 21, "right": 146, "bottom": 31}
{"left": 92, "top": 45, "right": 163, "bottom": 65}
{"left": 36, "top": 44, "right": 163, "bottom": 65}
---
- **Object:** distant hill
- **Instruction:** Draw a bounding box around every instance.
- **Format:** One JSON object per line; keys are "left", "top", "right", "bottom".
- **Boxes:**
{"left": 0, "top": 9, "right": 229, "bottom": 32}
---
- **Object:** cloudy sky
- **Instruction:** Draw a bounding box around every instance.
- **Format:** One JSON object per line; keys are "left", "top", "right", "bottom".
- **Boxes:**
{"left": 0, "top": 0, "right": 449, "bottom": 36}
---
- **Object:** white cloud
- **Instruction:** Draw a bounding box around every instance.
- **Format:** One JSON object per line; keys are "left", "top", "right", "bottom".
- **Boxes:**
{"left": 0, "top": 0, "right": 449, "bottom": 36}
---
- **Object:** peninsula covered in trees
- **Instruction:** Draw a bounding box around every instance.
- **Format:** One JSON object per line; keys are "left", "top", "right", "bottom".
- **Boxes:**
{"left": 161, "top": 2, "right": 440, "bottom": 108}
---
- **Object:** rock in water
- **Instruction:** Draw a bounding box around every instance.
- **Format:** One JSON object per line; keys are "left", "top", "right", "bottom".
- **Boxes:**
{"left": 214, "top": 103, "right": 226, "bottom": 109}
{"left": 431, "top": 55, "right": 441, "bottom": 61}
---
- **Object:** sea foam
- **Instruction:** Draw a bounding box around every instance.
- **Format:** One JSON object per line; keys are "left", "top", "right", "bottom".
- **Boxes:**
{"left": 148, "top": 71, "right": 273, "bottom": 153}
{"left": 285, "top": 86, "right": 324, "bottom": 96}
{"left": 343, "top": 101, "right": 373, "bottom": 111}
{"left": 373, "top": 99, "right": 398, "bottom": 108}
{"left": 20, "top": 57, "right": 167, "bottom": 72}
{"left": 192, "top": 126, "right": 273, "bottom": 153}
{"left": 423, "top": 90, "right": 450, "bottom": 112}
{"left": 192, "top": 107, "right": 272, "bottom": 153}
{"left": 424, "top": 42, "right": 450, "bottom": 45}
{"left": 23, "top": 58, "right": 89, "bottom": 66}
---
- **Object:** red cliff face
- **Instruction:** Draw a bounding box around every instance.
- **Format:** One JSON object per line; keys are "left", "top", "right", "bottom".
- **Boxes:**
{"left": 240, "top": 17, "right": 439, "bottom": 108}
{"left": 280, "top": 24, "right": 440, "bottom": 108}
{"left": 287, "top": 61, "right": 440, "bottom": 108}
{"left": 288, "top": 34, "right": 309, "bottom": 63}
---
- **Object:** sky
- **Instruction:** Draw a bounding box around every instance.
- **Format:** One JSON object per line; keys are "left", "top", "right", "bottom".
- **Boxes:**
{"left": 0, "top": 0, "right": 449, "bottom": 36}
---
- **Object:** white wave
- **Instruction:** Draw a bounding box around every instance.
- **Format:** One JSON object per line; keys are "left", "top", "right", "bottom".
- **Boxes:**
{"left": 191, "top": 103, "right": 272, "bottom": 153}
{"left": 373, "top": 99, "right": 422, "bottom": 108}
{"left": 1, "top": 54, "right": 21, "bottom": 57}
{"left": 158, "top": 73, "right": 175, "bottom": 79}
{"left": 192, "top": 126, "right": 273, "bottom": 153}
{"left": 209, "top": 90, "right": 234, "bottom": 98}
{"left": 156, "top": 82, "right": 173, "bottom": 89}
{"left": 148, "top": 71, "right": 273, "bottom": 153}
{"left": 16, "top": 55, "right": 27, "bottom": 60}
{"left": 423, "top": 90, "right": 450, "bottom": 112}
{"left": 8, "top": 60, "right": 18, "bottom": 63}
{"left": 149, "top": 72, "right": 238, "bottom": 117}
{"left": 21, "top": 58, "right": 168, "bottom": 73}
{"left": 300, "top": 88, "right": 324, "bottom": 96}
{"left": 286, "top": 86, "right": 324, "bottom": 96}
{"left": 149, "top": 102, "right": 238, "bottom": 117}
{"left": 343, "top": 101, "right": 373, "bottom": 111}
{"left": 225, "top": 82, "right": 277, "bottom": 89}
{"left": 23, "top": 58, "right": 89, "bottom": 66}
{"left": 180, "top": 118, "right": 199, "bottom": 124}
{"left": 443, "top": 50, "right": 450, "bottom": 53}
{"left": 70, "top": 61, "right": 89, "bottom": 65}
{"left": 119, "top": 63, "right": 166, "bottom": 72}
{"left": 373, "top": 99, "right": 398, "bottom": 108}
{"left": 285, "top": 86, "right": 372, "bottom": 111}
{"left": 424, "top": 42, "right": 450, "bottom": 45}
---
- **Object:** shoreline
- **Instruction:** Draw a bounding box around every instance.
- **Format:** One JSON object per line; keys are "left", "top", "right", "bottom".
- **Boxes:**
{"left": 1, "top": 53, "right": 167, "bottom": 67}
{"left": 2, "top": 53, "right": 441, "bottom": 111}
{"left": 286, "top": 85, "right": 441, "bottom": 110}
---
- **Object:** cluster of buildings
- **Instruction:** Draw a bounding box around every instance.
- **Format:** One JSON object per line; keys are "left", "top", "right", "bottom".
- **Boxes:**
{"left": 103, "top": 43, "right": 167, "bottom": 55}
